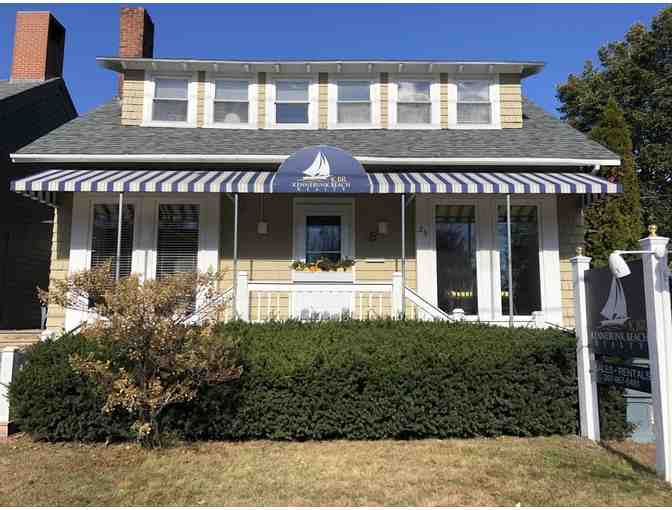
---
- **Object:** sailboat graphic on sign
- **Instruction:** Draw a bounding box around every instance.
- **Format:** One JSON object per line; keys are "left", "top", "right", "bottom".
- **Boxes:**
{"left": 600, "top": 276, "right": 629, "bottom": 327}
{"left": 302, "top": 151, "right": 331, "bottom": 180}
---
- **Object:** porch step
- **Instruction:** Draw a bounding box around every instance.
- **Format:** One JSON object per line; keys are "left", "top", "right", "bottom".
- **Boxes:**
{"left": 0, "top": 330, "right": 41, "bottom": 347}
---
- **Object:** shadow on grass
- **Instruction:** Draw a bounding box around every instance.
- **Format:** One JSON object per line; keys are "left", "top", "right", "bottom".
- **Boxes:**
{"left": 600, "top": 441, "right": 657, "bottom": 477}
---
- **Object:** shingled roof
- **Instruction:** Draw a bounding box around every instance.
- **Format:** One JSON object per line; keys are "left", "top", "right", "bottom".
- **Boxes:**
{"left": 14, "top": 96, "right": 617, "bottom": 161}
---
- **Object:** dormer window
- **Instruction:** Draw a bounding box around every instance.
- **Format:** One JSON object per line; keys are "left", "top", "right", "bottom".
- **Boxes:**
{"left": 397, "top": 80, "right": 431, "bottom": 124}
{"left": 214, "top": 79, "right": 249, "bottom": 124}
{"left": 276, "top": 80, "right": 310, "bottom": 124}
{"left": 337, "top": 80, "right": 371, "bottom": 124}
{"left": 152, "top": 78, "right": 189, "bottom": 122}
{"left": 457, "top": 80, "right": 491, "bottom": 125}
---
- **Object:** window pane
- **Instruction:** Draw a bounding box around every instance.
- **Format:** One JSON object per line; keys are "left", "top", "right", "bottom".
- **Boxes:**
{"left": 215, "top": 80, "right": 248, "bottom": 101}
{"left": 457, "top": 103, "right": 491, "bottom": 124}
{"left": 214, "top": 102, "right": 249, "bottom": 123}
{"left": 436, "top": 205, "right": 478, "bottom": 315}
{"left": 155, "top": 78, "right": 188, "bottom": 100}
{"left": 156, "top": 204, "right": 200, "bottom": 279}
{"left": 91, "top": 204, "right": 134, "bottom": 278}
{"left": 497, "top": 205, "right": 541, "bottom": 316}
{"left": 398, "top": 81, "right": 430, "bottom": 102}
{"left": 457, "top": 80, "right": 489, "bottom": 101}
{"left": 337, "top": 102, "right": 371, "bottom": 124}
{"left": 276, "top": 103, "right": 308, "bottom": 124}
{"left": 277, "top": 80, "right": 309, "bottom": 101}
{"left": 153, "top": 100, "right": 188, "bottom": 122}
{"left": 338, "top": 81, "right": 370, "bottom": 101}
{"left": 398, "top": 103, "right": 431, "bottom": 124}
{"left": 306, "top": 216, "right": 341, "bottom": 264}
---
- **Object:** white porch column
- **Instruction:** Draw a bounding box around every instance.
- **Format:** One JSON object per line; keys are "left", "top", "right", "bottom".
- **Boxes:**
{"left": 392, "top": 271, "right": 403, "bottom": 319}
{"left": 0, "top": 347, "right": 18, "bottom": 439}
{"left": 640, "top": 229, "right": 672, "bottom": 483}
{"left": 235, "top": 270, "right": 249, "bottom": 322}
{"left": 571, "top": 248, "right": 600, "bottom": 441}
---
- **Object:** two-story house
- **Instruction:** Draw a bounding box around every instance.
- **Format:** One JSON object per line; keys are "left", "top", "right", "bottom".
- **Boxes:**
{"left": 10, "top": 7, "right": 620, "bottom": 332}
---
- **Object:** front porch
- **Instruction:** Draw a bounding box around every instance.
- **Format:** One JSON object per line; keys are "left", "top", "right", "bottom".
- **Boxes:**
{"left": 10, "top": 146, "right": 621, "bottom": 332}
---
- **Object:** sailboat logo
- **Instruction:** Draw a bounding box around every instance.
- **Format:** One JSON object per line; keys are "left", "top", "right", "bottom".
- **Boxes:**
{"left": 600, "top": 276, "right": 629, "bottom": 327}
{"left": 302, "top": 151, "right": 331, "bottom": 180}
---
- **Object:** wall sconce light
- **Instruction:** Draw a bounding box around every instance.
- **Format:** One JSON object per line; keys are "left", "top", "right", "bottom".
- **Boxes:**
{"left": 257, "top": 195, "right": 269, "bottom": 235}
{"left": 377, "top": 221, "right": 389, "bottom": 236}
{"left": 257, "top": 221, "right": 269, "bottom": 235}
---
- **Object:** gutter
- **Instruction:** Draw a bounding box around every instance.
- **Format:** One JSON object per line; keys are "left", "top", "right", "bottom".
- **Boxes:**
{"left": 10, "top": 153, "right": 621, "bottom": 167}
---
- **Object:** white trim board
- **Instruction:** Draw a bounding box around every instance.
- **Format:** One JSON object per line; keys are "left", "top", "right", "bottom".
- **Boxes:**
{"left": 10, "top": 153, "right": 620, "bottom": 167}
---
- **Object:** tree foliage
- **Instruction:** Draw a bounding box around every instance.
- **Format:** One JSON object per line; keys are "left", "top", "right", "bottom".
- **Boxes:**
{"left": 583, "top": 97, "right": 642, "bottom": 266}
{"left": 557, "top": 5, "right": 672, "bottom": 234}
{"left": 39, "top": 263, "right": 241, "bottom": 447}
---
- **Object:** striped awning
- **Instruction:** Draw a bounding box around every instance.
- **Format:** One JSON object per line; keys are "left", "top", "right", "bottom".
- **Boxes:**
{"left": 11, "top": 169, "right": 621, "bottom": 195}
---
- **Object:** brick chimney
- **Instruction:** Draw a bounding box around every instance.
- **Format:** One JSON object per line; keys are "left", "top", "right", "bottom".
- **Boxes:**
{"left": 118, "top": 7, "right": 154, "bottom": 97}
{"left": 10, "top": 11, "right": 66, "bottom": 82}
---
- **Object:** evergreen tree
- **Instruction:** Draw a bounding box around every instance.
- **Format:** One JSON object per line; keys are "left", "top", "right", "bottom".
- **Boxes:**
{"left": 557, "top": 5, "right": 672, "bottom": 235}
{"left": 583, "top": 97, "right": 642, "bottom": 267}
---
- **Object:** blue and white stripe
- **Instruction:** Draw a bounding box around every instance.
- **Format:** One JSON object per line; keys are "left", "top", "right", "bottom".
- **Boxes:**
{"left": 368, "top": 171, "right": 620, "bottom": 194}
{"left": 11, "top": 169, "right": 621, "bottom": 195}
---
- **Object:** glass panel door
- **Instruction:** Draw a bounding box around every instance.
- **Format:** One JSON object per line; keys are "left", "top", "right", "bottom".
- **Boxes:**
{"left": 435, "top": 205, "right": 478, "bottom": 315}
{"left": 305, "top": 215, "right": 341, "bottom": 263}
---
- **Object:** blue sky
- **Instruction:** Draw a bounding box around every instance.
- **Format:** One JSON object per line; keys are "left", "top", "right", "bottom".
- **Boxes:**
{"left": 0, "top": 3, "right": 665, "bottom": 116}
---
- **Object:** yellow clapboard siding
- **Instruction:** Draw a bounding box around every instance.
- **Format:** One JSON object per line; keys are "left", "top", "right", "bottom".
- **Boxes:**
{"left": 257, "top": 72, "right": 266, "bottom": 128}
{"left": 440, "top": 73, "right": 449, "bottom": 128}
{"left": 121, "top": 70, "right": 145, "bottom": 126}
{"left": 499, "top": 73, "right": 522, "bottom": 129}
{"left": 196, "top": 71, "right": 206, "bottom": 127}
{"left": 45, "top": 193, "right": 73, "bottom": 330}
{"left": 380, "top": 72, "right": 389, "bottom": 128}
{"left": 319, "top": 72, "right": 329, "bottom": 129}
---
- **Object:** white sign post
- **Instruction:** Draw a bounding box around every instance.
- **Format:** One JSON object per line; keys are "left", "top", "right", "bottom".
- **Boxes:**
{"left": 640, "top": 228, "right": 672, "bottom": 482}
{"left": 572, "top": 248, "right": 600, "bottom": 441}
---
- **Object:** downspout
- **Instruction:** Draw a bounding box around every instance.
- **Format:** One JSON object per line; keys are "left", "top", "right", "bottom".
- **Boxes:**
{"left": 115, "top": 192, "right": 124, "bottom": 281}
{"left": 506, "top": 193, "right": 514, "bottom": 328}
{"left": 232, "top": 193, "right": 239, "bottom": 319}
{"left": 401, "top": 193, "right": 406, "bottom": 319}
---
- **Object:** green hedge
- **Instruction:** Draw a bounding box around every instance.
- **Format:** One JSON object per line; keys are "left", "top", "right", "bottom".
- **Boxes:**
{"left": 8, "top": 334, "right": 132, "bottom": 441}
{"left": 10, "top": 321, "right": 631, "bottom": 441}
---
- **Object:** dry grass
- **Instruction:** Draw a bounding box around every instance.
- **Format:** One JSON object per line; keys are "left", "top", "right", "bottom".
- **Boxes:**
{"left": 1, "top": 435, "right": 670, "bottom": 506}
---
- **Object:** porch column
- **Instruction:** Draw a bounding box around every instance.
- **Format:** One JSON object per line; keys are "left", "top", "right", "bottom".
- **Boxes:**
{"left": 392, "top": 271, "right": 403, "bottom": 319}
{"left": 0, "top": 347, "right": 18, "bottom": 439}
{"left": 232, "top": 193, "right": 239, "bottom": 319}
{"left": 640, "top": 229, "right": 672, "bottom": 482}
{"left": 235, "top": 271, "right": 249, "bottom": 322}
{"left": 400, "top": 194, "right": 406, "bottom": 319}
{"left": 571, "top": 248, "right": 600, "bottom": 441}
{"left": 115, "top": 192, "right": 124, "bottom": 280}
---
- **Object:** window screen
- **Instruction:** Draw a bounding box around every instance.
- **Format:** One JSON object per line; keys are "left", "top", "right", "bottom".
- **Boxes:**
{"left": 156, "top": 204, "right": 200, "bottom": 279}
{"left": 306, "top": 215, "right": 341, "bottom": 263}
{"left": 91, "top": 204, "right": 134, "bottom": 278}
{"left": 276, "top": 80, "right": 309, "bottom": 124}
{"left": 214, "top": 79, "right": 249, "bottom": 124}
{"left": 153, "top": 78, "right": 188, "bottom": 122}
{"left": 435, "top": 205, "right": 478, "bottom": 315}
{"left": 457, "top": 80, "right": 491, "bottom": 124}
{"left": 397, "top": 80, "right": 431, "bottom": 124}
{"left": 337, "top": 81, "right": 371, "bottom": 124}
{"left": 497, "top": 205, "right": 541, "bottom": 315}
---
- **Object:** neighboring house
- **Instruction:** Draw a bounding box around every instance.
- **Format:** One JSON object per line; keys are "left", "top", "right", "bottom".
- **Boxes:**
{"left": 0, "top": 12, "right": 76, "bottom": 330}
{"left": 10, "top": 7, "right": 620, "bottom": 332}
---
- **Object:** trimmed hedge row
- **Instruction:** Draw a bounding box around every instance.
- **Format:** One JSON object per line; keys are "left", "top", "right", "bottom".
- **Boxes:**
{"left": 10, "top": 320, "right": 631, "bottom": 441}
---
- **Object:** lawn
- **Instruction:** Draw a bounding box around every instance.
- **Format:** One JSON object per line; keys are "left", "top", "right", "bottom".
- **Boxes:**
{"left": 1, "top": 435, "right": 671, "bottom": 506}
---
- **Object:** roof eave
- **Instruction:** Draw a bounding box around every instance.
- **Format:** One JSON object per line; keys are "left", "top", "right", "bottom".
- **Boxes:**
{"left": 96, "top": 57, "right": 545, "bottom": 78}
{"left": 10, "top": 153, "right": 619, "bottom": 167}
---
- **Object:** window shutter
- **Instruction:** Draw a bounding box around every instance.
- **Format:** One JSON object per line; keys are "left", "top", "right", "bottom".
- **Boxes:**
{"left": 156, "top": 204, "right": 200, "bottom": 279}
{"left": 91, "top": 204, "right": 134, "bottom": 277}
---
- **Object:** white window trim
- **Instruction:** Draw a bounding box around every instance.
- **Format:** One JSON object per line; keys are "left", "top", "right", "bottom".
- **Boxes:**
{"left": 66, "top": 192, "right": 220, "bottom": 330}
{"left": 204, "top": 73, "right": 258, "bottom": 129}
{"left": 292, "top": 197, "right": 356, "bottom": 268}
{"left": 328, "top": 75, "right": 381, "bottom": 129}
{"left": 414, "top": 194, "right": 561, "bottom": 326}
{"left": 388, "top": 74, "right": 441, "bottom": 130}
{"left": 267, "top": 74, "right": 319, "bottom": 130}
{"left": 142, "top": 72, "right": 198, "bottom": 128}
{"left": 448, "top": 74, "right": 501, "bottom": 130}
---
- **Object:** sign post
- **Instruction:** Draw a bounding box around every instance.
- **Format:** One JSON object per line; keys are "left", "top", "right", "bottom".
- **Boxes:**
{"left": 640, "top": 228, "right": 672, "bottom": 483}
{"left": 572, "top": 248, "right": 600, "bottom": 441}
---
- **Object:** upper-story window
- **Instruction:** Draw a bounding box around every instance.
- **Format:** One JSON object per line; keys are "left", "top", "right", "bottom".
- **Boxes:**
{"left": 457, "top": 80, "right": 491, "bottom": 125}
{"left": 397, "top": 80, "right": 431, "bottom": 124}
{"left": 276, "top": 80, "right": 310, "bottom": 124}
{"left": 337, "top": 80, "right": 371, "bottom": 124}
{"left": 214, "top": 79, "right": 249, "bottom": 124}
{"left": 152, "top": 78, "right": 189, "bottom": 122}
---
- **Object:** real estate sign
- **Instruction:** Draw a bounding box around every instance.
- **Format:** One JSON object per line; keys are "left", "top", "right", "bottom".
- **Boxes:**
{"left": 586, "top": 260, "right": 648, "bottom": 359}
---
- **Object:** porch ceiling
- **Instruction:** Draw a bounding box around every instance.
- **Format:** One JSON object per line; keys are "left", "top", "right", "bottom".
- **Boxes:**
{"left": 11, "top": 169, "right": 621, "bottom": 196}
